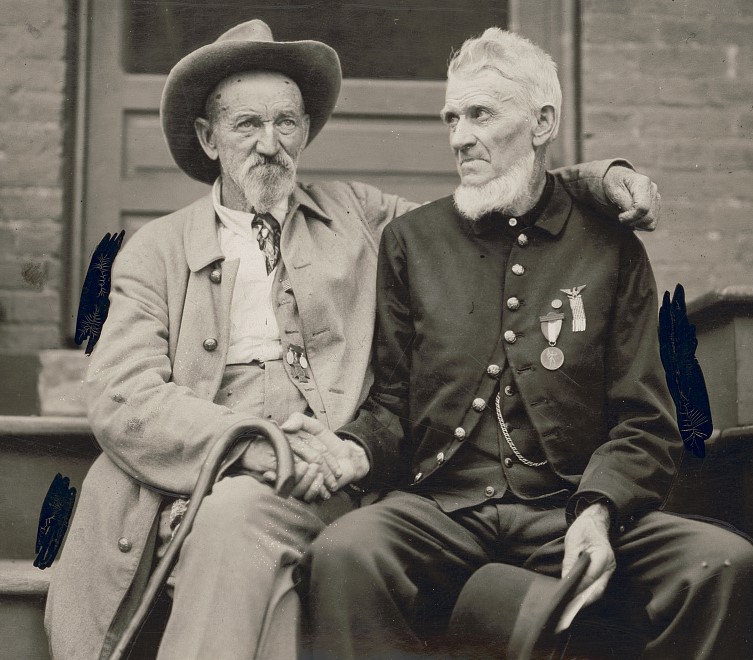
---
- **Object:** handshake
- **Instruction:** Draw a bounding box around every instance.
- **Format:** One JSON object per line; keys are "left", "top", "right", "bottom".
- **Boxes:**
{"left": 238, "top": 412, "right": 371, "bottom": 502}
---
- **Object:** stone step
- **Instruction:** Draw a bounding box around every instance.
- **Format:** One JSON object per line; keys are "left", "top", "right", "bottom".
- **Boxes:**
{"left": 0, "top": 559, "right": 51, "bottom": 597}
{"left": 0, "top": 560, "right": 51, "bottom": 660}
{"left": 0, "top": 416, "right": 99, "bottom": 561}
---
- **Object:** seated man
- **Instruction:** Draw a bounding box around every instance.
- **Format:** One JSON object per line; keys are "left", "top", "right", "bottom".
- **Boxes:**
{"left": 297, "top": 28, "right": 753, "bottom": 659}
{"left": 46, "top": 19, "right": 663, "bottom": 660}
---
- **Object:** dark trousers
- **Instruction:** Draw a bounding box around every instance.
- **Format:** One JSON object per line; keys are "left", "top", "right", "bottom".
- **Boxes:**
{"left": 300, "top": 490, "right": 753, "bottom": 659}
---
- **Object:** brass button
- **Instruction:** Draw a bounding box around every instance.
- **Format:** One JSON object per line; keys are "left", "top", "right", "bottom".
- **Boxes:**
{"left": 504, "top": 385, "right": 514, "bottom": 397}
{"left": 551, "top": 299, "right": 563, "bottom": 310}
{"left": 517, "top": 233, "right": 529, "bottom": 247}
{"left": 511, "top": 264, "right": 525, "bottom": 276}
{"left": 436, "top": 452, "right": 445, "bottom": 465}
{"left": 504, "top": 457, "right": 513, "bottom": 468}
{"left": 454, "top": 427, "right": 466, "bottom": 441}
{"left": 503, "top": 330, "right": 517, "bottom": 344}
{"left": 472, "top": 398, "right": 486, "bottom": 412}
{"left": 203, "top": 338, "right": 218, "bottom": 352}
{"left": 209, "top": 269, "right": 222, "bottom": 283}
{"left": 484, "top": 486, "right": 495, "bottom": 497}
{"left": 117, "top": 537, "right": 132, "bottom": 553}
{"left": 487, "top": 364, "right": 501, "bottom": 378}
{"left": 618, "top": 525, "right": 626, "bottom": 534}
{"left": 506, "top": 296, "right": 520, "bottom": 311}
{"left": 508, "top": 218, "right": 518, "bottom": 227}
{"left": 414, "top": 472, "right": 423, "bottom": 483}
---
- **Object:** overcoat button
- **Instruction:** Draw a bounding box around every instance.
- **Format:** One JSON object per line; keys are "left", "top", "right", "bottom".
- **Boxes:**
{"left": 414, "top": 472, "right": 423, "bottom": 482}
{"left": 508, "top": 218, "right": 518, "bottom": 227}
{"left": 517, "top": 234, "right": 529, "bottom": 247}
{"left": 118, "top": 537, "right": 132, "bottom": 553}
{"left": 487, "top": 364, "right": 501, "bottom": 378}
{"left": 472, "top": 398, "right": 486, "bottom": 412}
{"left": 454, "top": 427, "right": 466, "bottom": 440}
{"left": 506, "top": 297, "right": 520, "bottom": 311}
{"left": 209, "top": 269, "right": 222, "bottom": 283}
{"left": 484, "top": 486, "right": 495, "bottom": 497}
{"left": 504, "top": 457, "right": 513, "bottom": 468}
{"left": 203, "top": 338, "right": 218, "bottom": 352}
{"left": 619, "top": 525, "right": 626, "bottom": 534}
{"left": 504, "top": 330, "right": 517, "bottom": 344}
{"left": 504, "top": 385, "right": 514, "bottom": 396}
{"left": 511, "top": 264, "right": 525, "bottom": 276}
{"left": 436, "top": 452, "right": 445, "bottom": 465}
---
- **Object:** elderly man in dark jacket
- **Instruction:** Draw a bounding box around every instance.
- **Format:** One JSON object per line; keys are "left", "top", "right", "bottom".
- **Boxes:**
{"left": 294, "top": 28, "right": 753, "bottom": 659}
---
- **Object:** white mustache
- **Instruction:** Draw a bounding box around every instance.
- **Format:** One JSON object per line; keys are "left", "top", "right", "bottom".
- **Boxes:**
{"left": 249, "top": 154, "right": 293, "bottom": 171}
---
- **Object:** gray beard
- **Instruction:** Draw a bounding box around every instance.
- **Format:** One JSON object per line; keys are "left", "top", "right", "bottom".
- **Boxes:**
{"left": 453, "top": 151, "right": 538, "bottom": 221}
{"left": 237, "top": 163, "right": 297, "bottom": 214}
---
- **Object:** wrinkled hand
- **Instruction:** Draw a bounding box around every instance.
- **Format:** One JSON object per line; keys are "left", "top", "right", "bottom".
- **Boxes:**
{"left": 238, "top": 434, "right": 339, "bottom": 503}
{"left": 281, "top": 412, "right": 371, "bottom": 490}
{"left": 603, "top": 165, "right": 661, "bottom": 231}
{"left": 561, "top": 503, "right": 616, "bottom": 610}
{"left": 238, "top": 437, "right": 277, "bottom": 475}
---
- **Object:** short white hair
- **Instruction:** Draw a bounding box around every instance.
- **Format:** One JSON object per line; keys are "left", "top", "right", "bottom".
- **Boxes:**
{"left": 447, "top": 28, "right": 562, "bottom": 141}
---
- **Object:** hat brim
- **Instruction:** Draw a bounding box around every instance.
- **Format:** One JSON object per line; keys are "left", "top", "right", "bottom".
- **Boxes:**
{"left": 161, "top": 39, "right": 342, "bottom": 184}
{"left": 448, "top": 554, "right": 591, "bottom": 660}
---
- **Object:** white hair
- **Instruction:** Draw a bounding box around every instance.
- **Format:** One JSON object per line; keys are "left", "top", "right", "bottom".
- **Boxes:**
{"left": 447, "top": 27, "right": 562, "bottom": 141}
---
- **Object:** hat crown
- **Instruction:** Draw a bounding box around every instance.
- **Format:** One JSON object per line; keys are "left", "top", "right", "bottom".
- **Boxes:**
{"left": 216, "top": 19, "right": 274, "bottom": 44}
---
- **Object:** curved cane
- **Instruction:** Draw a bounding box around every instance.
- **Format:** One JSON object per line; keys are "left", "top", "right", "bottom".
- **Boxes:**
{"left": 110, "top": 418, "right": 295, "bottom": 659}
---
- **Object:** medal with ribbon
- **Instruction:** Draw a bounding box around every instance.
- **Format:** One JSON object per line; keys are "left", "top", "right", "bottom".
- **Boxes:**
{"left": 286, "top": 344, "right": 310, "bottom": 382}
{"left": 539, "top": 311, "right": 565, "bottom": 370}
{"left": 560, "top": 285, "right": 587, "bottom": 332}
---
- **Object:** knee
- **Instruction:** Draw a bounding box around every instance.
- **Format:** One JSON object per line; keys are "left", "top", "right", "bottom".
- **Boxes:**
{"left": 309, "top": 512, "right": 387, "bottom": 578}
{"left": 191, "top": 475, "right": 281, "bottom": 538}
{"left": 680, "top": 526, "right": 753, "bottom": 595}
{"left": 708, "top": 531, "right": 753, "bottom": 580}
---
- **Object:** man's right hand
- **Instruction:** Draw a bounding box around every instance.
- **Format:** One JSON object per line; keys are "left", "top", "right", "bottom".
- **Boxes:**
{"left": 238, "top": 434, "right": 341, "bottom": 503}
{"left": 281, "top": 412, "right": 371, "bottom": 489}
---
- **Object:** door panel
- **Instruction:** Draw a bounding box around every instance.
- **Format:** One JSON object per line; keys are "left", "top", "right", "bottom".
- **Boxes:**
{"left": 72, "top": 0, "right": 578, "bottom": 330}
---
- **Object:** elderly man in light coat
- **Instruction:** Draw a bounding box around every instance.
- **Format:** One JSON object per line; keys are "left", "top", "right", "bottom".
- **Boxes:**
{"left": 45, "top": 19, "right": 661, "bottom": 660}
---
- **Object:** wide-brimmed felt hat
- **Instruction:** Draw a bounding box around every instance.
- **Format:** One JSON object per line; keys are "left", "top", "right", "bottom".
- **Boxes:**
{"left": 447, "top": 553, "right": 591, "bottom": 660}
{"left": 161, "top": 19, "right": 342, "bottom": 184}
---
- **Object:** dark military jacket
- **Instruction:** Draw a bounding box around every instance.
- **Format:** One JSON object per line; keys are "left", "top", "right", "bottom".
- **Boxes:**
{"left": 341, "top": 177, "right": 682, "bottom": 521}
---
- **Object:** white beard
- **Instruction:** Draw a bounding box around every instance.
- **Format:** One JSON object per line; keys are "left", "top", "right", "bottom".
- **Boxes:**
{"left": 453, "top": 151, "right": 538, "bottom": 221}
{"left": 225, "top": 151, "right": 299, "bottom": 213}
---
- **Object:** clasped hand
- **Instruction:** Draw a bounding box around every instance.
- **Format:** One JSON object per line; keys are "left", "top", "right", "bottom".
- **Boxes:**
{"left": 238, "top": 412, "right": 369, "bottom": 503}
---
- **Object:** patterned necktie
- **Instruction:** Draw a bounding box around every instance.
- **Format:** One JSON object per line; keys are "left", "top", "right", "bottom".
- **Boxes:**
{"left": 251, "top": 212, "right": 282, "bottom": 276}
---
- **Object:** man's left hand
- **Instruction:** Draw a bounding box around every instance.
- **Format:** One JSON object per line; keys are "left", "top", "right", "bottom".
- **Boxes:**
{"left": 561, "top": 502, "right": 616, "bottom": 609}
{"left": 281, "top": 412, "right": 371, "bottom": 489}
{"left": 604, "top": 165, "right": 661, "bottom": 231}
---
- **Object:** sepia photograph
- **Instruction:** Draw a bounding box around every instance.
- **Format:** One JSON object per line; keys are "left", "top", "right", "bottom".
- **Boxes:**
{"left": 1, "top": 1, "right": 752, "bottom": 658}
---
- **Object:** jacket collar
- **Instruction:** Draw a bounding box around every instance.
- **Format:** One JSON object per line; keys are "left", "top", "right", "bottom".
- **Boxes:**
{"left": 184, "top": 183, "right": 332, "bottom": 272}
{"left": 532, "top": 175, "right": 572, "bottom": 237}
{"left": 466, "top": 173, "right": 573, "bottom": 238}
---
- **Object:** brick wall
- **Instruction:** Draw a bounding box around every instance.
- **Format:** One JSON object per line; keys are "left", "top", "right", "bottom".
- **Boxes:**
{"left": 581, "top": 0, "right": 753, "bottom": 301}
{"left": 0, "top": 0, "right": 67, "bottom": 350}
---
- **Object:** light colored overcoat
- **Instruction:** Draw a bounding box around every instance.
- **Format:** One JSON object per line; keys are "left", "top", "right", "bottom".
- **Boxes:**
{"left": 45, "top": 181, "right": 415, "bottom": 659}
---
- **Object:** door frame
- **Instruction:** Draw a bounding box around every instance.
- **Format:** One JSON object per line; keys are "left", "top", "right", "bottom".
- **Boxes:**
{"left": 67, "top": 0, "right": 581, "bottom": 334}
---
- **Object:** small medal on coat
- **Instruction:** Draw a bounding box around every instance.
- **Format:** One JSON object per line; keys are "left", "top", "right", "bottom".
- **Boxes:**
{"left": 539, "top": 311, "right": 565, "bottom": 370}
{"left": 287, "top": 344, "right": 310, "bottom": 382}
{"left": 560, "top": 285, "right": 587, "bottom": 332}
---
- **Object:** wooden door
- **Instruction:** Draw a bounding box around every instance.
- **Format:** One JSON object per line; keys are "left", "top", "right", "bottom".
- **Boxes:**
{"left": 69, "top": 0, "right": 578, "bottom": 329}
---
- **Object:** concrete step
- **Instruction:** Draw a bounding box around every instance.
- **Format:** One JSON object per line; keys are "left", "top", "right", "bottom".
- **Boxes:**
{"left": 0, "top": 560, "right": 51, "bottom": 660}
{"left": 0, "top": 416, "right": 99, "bottom": 560}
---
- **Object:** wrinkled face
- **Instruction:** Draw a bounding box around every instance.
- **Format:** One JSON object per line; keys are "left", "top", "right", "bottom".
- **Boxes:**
{"left": 441, "top": 69, "right": 534, "bottom": 188}
{"left": 196, "top": 71, "right": 310, "bottom": 212}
